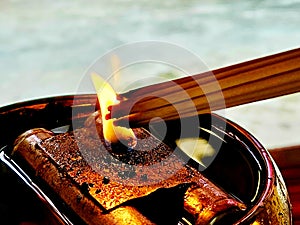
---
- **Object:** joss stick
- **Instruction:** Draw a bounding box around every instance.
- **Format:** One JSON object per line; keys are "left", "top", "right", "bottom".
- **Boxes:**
{"left": 111, "top": 47, "right": 300, "bottom": 127}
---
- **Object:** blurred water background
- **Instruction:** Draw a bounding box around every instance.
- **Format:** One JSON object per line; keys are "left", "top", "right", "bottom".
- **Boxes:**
{"left": 0, "top": 0, "right": 300, "bottom": 148}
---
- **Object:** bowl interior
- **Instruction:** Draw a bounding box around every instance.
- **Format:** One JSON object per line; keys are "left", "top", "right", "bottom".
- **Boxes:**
{"left": 0, "top": 95, "right": 271, "bottom": 224}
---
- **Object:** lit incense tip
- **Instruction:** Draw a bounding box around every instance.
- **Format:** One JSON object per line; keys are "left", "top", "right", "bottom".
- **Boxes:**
{"left": 91, "top": 73, "right": 137, "bottom": 149}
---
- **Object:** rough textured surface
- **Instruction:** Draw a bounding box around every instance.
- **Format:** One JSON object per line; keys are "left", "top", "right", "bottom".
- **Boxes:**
{"left": 252, "top": 161, "right": 292, "bottom": 225}
{"left": 13, "top": 124, "right": 246, "bottom": 224}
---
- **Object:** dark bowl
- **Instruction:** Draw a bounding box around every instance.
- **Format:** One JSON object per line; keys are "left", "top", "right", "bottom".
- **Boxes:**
{"left": 0, "top": 95, "right": 292, "bottom": 225}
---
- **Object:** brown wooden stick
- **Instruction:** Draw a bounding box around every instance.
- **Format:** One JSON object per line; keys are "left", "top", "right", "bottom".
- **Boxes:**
{"left": 111, "top": 47, "right": 300, "bottom": 127}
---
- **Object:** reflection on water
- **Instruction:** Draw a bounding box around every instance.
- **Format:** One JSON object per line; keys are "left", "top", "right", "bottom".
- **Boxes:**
{"left": 0, "top": 0, "right": 300, "bottom": 147}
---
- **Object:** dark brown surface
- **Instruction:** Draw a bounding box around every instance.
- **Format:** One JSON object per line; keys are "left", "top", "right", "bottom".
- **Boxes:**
{"left": 270, "top": 145, "right": 300, "bottom": 224}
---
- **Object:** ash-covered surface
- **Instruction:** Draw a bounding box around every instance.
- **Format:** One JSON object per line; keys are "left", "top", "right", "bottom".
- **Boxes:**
{"left": 40, "top": 126, "right": 205, "bottom": 210}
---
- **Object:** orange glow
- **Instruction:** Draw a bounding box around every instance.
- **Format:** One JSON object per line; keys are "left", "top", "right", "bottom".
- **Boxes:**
{"left": 91, "top": 73, "right": 136, "bottom": 147}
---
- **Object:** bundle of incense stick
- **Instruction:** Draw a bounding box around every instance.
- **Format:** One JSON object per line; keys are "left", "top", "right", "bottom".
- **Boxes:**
{"left": 110, "top": 47, "right": 300, "bottom": 127}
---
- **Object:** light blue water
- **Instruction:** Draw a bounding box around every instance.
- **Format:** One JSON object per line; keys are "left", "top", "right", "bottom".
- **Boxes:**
{"left": 0, "top": 0, "right": 300, "bottom": 147}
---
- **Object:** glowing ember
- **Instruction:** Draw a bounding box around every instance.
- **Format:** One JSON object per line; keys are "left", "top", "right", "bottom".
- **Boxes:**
{"left": 91, "top": 73, "right": 137, "bottom": 148}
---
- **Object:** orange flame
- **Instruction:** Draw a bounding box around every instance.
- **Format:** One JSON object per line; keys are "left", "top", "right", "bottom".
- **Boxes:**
{"left": 91, "top": 73, "right": 137, "bottom": 147}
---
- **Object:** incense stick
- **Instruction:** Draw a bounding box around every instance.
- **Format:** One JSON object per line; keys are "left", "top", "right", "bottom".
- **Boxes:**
{"left": 111, "top": 47, "right": 300, "bottom": 127}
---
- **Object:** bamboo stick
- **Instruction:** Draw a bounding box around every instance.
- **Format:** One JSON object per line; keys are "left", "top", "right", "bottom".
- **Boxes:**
{"left": 110, "top": 48, "right": 300, "bottom": 127}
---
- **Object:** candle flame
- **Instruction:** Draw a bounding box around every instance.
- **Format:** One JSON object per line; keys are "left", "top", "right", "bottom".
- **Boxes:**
{"left": 91, "top": 73, "right": 137, "bottom": 148}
